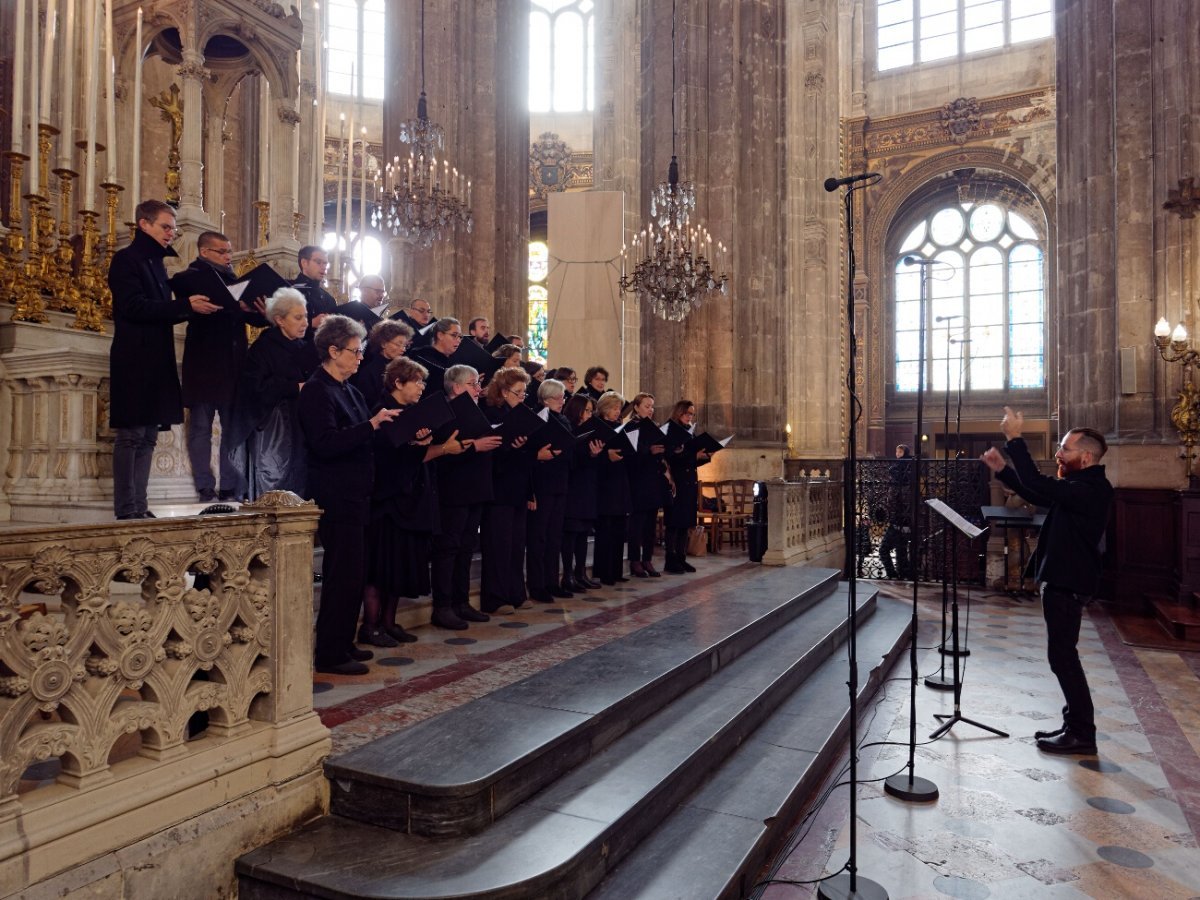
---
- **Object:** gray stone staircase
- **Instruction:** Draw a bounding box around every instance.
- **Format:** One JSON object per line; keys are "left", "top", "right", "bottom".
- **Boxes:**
{"left": 237, "top": 566, "right": 909, "bottom": 899}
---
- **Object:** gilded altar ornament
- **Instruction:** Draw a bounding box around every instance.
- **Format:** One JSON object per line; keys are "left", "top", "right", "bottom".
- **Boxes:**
{"left": 52, "top": 167, "right": 80, "bottom": 312}
{"left": 2, "top": 152, "right": 30, "bottom": 307}
{"left": 149, "top": 84, "right": 184, "bottom": 206}
{"left": 73, "top": 210, "right": 106, "bottom": 333}
{"left": 1153, "top": 317, "right": 1200, "bottom": 481}
{"left": 254, "top": 200, "right": 270, "bottom": 247}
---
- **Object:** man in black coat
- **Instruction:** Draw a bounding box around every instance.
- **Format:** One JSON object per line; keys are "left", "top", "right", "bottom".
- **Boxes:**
{"left": 108, "top": 199, "right": 220, "bottom": 519}
{"left": 982, "top": 407, "right": 1114, "bottom": 756}
{"left": 173, "top": 231, "right": 265, "bottom": 501}
{"left": 291, "top": 245, "right": 339, "bottom": 338}
{"left": 390, "top": 297, "right": 436, "bottom": 348}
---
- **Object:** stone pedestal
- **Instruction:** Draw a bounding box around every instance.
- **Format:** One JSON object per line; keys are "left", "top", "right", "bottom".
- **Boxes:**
{"left": 546, "top": 191, "right": 627, "bottom": 392}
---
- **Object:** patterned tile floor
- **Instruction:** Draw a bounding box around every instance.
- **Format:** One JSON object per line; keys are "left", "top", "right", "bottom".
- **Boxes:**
{"left": 756, "top": 583, "right": 1200, "bottom": 900}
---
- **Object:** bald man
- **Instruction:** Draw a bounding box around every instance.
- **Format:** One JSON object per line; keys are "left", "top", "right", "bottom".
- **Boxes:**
{"left": 334, "top": 277, "right": 384, "bottom": 331}
{"left": 358, "top": 275, "right": 390, "bottom": 317}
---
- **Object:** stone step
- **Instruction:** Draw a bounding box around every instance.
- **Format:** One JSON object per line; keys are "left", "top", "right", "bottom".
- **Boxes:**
{"left": 323, "top": 566, "right": 843, "bottom": 837}
{"left": 236, "top": 575, "right": 884, "bottom": 899}
{"left": 588, "top": 594, "right": 911, "bottom": 900}
{"left": 1152, "top": 595, "right": 1200, "bottom": 641}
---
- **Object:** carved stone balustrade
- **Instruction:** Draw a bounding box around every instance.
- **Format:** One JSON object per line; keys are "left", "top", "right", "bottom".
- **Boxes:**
{"left": 763, "top": 477, "right": 844, "bottom": 567}
{"left": 0, "top": 493, "right": 330, "bottom": 895}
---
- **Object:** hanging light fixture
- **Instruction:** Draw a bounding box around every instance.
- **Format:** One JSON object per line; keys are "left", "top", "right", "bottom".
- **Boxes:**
{"left": 619, "top": 0, "right": 728, "bottom": 321}
{"left": 373, "top": 0, "right": 472, "bottom": 248}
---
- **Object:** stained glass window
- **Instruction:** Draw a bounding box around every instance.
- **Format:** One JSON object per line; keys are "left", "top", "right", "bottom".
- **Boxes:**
{"left": 877, "top": 0, "right": 1052, "bottom": 72}
{"left": 528, "top": 241, "right": 550, "bottom": 362}
{"left": 893, "top": 200, "right": 1045, "bottom": 393}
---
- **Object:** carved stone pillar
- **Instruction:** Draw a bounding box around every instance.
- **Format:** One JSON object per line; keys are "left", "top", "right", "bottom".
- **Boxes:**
{"left": 270, "top": 100, "right": 302, "bottom": 253}
{"left": 176, "top": 52, "right": 209, "bottom": 218}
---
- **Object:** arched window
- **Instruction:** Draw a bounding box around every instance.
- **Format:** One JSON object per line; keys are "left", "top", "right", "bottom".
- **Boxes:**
{"left": 529, "top": 0, "right": 594, "bottom": 113}
{"left": 893, "top": 192, "right": 1046, "bottom": 394}
{"left": 877, "top": 0, "right": 1053, "bottom": 71}
{"left": 322, "top": 231, "right": 384, "bottom": 300}
{"left": 326, "top": 0, "right": 385, "bottom": 100}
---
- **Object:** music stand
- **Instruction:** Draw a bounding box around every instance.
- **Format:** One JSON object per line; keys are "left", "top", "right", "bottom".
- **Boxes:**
{"left": 925, "top": 498, "right": 1009, "bottom": 740}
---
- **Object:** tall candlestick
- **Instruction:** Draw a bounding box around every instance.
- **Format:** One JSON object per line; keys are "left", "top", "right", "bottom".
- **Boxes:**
{"left": 83, "top": 0, "right": 102, "bottom": 206}
{"left": 130, "top": 7, "right": 142, "bottom": 212}
{"left": 358, "top": 127, "right": 366, "bottom": 242}
{"left": 104, "top": 0, "right": 116, "bottom": 183}
{"left": 28, "top": 0, "right": 40, "bottom": 194}
{"left": 12, "top": 0, "right": 27, "bottom": 155}
{"left": 344, "top": 67, "right": 354, "bottom": 245}
{"left": 258, "top": 75, "right": 270, "bottom": 198}
{"left": 40, "top": 0, "right": 57, "bottom": 124}
{"left": 310, "top": 1, "right": 324, "bottom": 239}
{"left": 333, "top": 113, "right": 344, "bottom": 273}
{"left": 58, "top": 0, "right": 77, "bottom": 170}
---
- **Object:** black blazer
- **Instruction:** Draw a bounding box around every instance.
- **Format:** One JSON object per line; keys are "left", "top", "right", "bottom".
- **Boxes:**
{"left": 351, "top": 349, "right": 390, "bottom": 409}
{"left": 564, "top": 419, "right": 600, "bottom": 522}
{"left": 484, "top": 402, "right": 535, "bottom": 507}
{"left": 996, "top": 437, "right": 1114, "bottom": 596}
{"left": 664, "top": 421, "right": 702, "bottom": 530}
{"left": 372, "top": 395, "right": 439, "bottom": 532}
{"left": 532, "top": 410, "right": 572, "bottom": 497}
{"left": 435, "top": 394, "right": 494, "bottom": 507}
{"left": 625, "top": 415, "right": 669, "bottom": 512}
{"left": 107, "top": 230, "right": 190, "bottom": 428}
{"left": 298, "top": 367, "right": 376, "bottom": 523}
{"left": 591, "top": 418, "right": 632, "bottom": 516}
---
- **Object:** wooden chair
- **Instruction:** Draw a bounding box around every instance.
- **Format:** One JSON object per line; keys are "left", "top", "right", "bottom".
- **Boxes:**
{"left": 697, "top": 481, "right": 721, "bottom": 552}
{"left": 712, "top": 479, "right": 754, "bottom": 552}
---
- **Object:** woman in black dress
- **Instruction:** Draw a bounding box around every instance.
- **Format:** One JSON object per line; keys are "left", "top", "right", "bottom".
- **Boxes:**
{"left": 624, "top": 392, "right": 669, "bottom": 578}
{"left": 561, "top": 394, "right": 604, "bottom": 590}
{"left": 359, "top": 356, "right": 466, "bottom": 646}
{"left": 526, "top": 379, "right": 571, "bottom": 601}
{"left": 298, "top": 315, "right": 401, "bottom": 675}
{"left": 591, "top": 391, "right": 631, "bottom": 585}
{"left": 228, "top": 287, "right": 319, "bottom": 498}
{"left": 662, "top": 400, "right": 712, "bottom": 574}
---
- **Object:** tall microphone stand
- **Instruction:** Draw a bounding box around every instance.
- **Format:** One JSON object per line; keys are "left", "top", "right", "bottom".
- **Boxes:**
{"left": 937, "top": 323, "right": 970, "bottom": 660}
{"left": 883, "top": 256, "right": 939, "bottom": 804}
{"left": 819, "top": 173, "right": 888, "bottom": 900}
{"left": 925, "top": 317, "right": 958, "bottom": 691}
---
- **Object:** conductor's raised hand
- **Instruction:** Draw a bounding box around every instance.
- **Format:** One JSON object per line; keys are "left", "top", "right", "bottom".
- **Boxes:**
{"left": 980, "top": 447, "right": 1007, "bottom": 473}
{"left": 1000, "top": 406, "right": 1024, "bottom": 440}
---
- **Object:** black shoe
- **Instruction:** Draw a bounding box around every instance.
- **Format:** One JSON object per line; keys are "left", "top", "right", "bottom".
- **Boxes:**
{"left": 383, "top": 623, "right": 419, "bottom": 644}
{"left": 347, "top": 646, "right": 374, "bottom": 662}
{"left": 432, "top": 608, "right": 468, "bottom": 630}
{"left": 576, "top": 573, "right": 601, "bottom": 589}
{"left": 531, "top": 590, "right": 555, "bottom": 603}
{"left": 217, "top": 489, "right": 241, "bottom": 502}
{"left": 1034, "top": 725, "right": 1066, "bottom": 740}
{"left": 630, "top": 562, "right": 649, "bottom": 578}
{"left": 562, "top": 574, "right": 585, "bottom": 592}
{"left": 141, "top": 511, "right": 157, "bottom": 518}
{"left": 357, "top": 626, "right": 399, "bottom": 648}
{"left": 116, "top": 513, "right": 141, "bottom": 520}
{"left": 315, "top": 659, "right": 369, "bottom": 676}
{"left": 550, "top": 586, "right": 573, "bottom": 599}
{"left": 599, "top": 577, "right": 616, "bottom": 586}
{"left": 454, "top": 604, "right": 490, "bottom": 623}
{"left": 681, "top": 560, "right": 697, "bottom": 573}
{"left": 1036, "top": 731, "right": 1097, "bottom": 755}
{"left": 198, "top": 488, "right": 217, "bottom": 502}
{"left": 643, "top": 561, "right": 662, "bottom": 577}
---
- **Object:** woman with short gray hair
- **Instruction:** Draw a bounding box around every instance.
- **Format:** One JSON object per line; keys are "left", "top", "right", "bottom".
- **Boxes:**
{"left": 227, "top": 285, "right": 318, "bottom": 499}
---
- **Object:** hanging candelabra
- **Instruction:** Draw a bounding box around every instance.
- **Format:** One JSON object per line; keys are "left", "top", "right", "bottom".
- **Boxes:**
{"left": 373, "top": 0, "right": 472, "bottom": 248}
{"left": 618, "top": 0, "right": 728, "bottom": 321}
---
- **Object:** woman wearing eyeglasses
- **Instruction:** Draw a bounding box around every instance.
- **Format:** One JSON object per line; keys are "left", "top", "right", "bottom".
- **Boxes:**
{"left": 478, "top": 367, "right": 553, "bottom": 613}
{"left": 298, "top": 315, "right": 401, "bottom": 676}
{"left": 591, "top": 390, "right": 632, "bottom": 585}
{"left": 351, "top": 319, "right": 413, "bottom": 409}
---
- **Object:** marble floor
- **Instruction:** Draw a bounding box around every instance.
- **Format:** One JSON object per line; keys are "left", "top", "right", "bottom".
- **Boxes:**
{"left": 314, "top": 563, "right": 1200, "bottom": 899}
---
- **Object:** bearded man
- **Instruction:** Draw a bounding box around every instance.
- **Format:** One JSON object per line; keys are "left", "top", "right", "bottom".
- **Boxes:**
{"left": 981, "top": 407, "right": 1113, "bottom": 755}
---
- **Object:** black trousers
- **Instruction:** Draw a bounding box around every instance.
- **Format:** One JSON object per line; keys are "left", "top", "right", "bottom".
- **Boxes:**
{"left": 879, "top": 526, "right": 910, "bottom": 579}
{"left": 314, "top": 516, "right": 367, "bottom": 666}
{"left": 527, "top": 491, "right": 566, "bottom": 593}
{"left": 665, "top": 526, "right": 688, "bottom": 557}
{"left": 431, "top": 503, "right": 481, "bottom": 610}
{"left": 481, "top": 502, "right": 528, "bottom": 610}
{"left": 627, "top": 509, "right": 658, "bottom": 563}
{"left": 1041, "top": 584, "right": 1095, "bottom": 738}
{"left": 593, "top": 514, "right": 628, "bottom": 582}
{"left": 562, "top": 528, "right": 590, "bottom": 576}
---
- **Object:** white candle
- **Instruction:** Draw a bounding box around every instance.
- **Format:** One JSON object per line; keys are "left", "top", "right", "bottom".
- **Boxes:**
{"left": 40, "top": 0, "right": 57, "bottom": 124}
{"left": 59, "top": 0, "right": 77, "bottom": 170}
{"left": 130, "top": 6, "right": 142, "bottom": 211}
{"left": 11, "top": 0, "right": 26, "bottom": 155}
{"left": 310, "top": 1, "right": 324, "bottom": 238}
{"left": 358, "top": 127, "right": 366, "bottom": 240}
{"left": 344, "top": 70, "right": 353, "bottom": 255}
{"left": 333, "top": 113, "right": 344, "bottom": 273}
{"left": 83, "top": 0, "right": 101, "bottom": 205}
{"left": 28, "top": 0, "right": 39, "bottom": 193}
{"left": 104, "top": 0, "right": 115, "bottom": 182}
{"left": 258, "top": 75, "right": 269, "bottom": 198}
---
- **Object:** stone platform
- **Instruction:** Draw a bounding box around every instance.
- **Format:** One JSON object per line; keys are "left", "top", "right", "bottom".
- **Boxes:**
{"left": 236, "top": 566, "right": 909, "bottom": 899}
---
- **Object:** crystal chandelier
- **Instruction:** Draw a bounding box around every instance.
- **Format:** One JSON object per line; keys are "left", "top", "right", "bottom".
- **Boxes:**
{"left": 619, "top": 0, "right": 728, "bottom": 321}
{"left": 373, "top": 0, "right": 472, "bottom": 248}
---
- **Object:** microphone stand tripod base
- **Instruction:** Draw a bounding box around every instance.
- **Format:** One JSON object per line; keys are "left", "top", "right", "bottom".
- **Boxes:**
{"left": 819, "top": 873, "right": 890, "bottom": 900}
{"left": 883, "top": 772, "right": 939, "bottom": 802}
{"left": 924, "top": 673, "right": 956, "bottom": 691}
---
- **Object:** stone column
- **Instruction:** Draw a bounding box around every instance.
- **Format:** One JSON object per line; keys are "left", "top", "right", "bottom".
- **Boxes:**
{"left": 270, "top": 98, "right": 302, "bottom": 252}
{"left": 175, "top": 51, "right": 208, "bottom": 218}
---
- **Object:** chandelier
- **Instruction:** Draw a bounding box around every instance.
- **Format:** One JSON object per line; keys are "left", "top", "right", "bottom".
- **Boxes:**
{"left": 373, "top": 0, "right": 472, "bottom": 248}
{"left": 618, "top": 0, "right": 728, "bottom": 321}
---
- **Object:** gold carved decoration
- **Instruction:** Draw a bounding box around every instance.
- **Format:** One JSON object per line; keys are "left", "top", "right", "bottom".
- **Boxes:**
{"left": 529, "top": 132, "right": 591, "bottom": 204}
{"left": 148, "top": 84, "right": 184, "bottom": 205}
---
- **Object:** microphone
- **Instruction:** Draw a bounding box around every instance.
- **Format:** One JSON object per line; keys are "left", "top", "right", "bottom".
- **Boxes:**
{"left": 903, "top": 255, "right": 939, "bottom": 267}
{"left": 935, "top": 315, "right": 962, "bottom": 322}
{"left": 824, "top": 172, "right": 880, "bottom": 192}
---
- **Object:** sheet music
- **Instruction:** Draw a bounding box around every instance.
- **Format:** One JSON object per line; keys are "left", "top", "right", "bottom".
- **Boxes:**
{"left": 926, "top": 498, "right": 986, "bottom": 538}
{"left": 627, "top": 430, "right": 639, "bottom": 452}
{"left": 719, "top": 435, "right": 733, "bottom": 447}
{"left": 537, "top": 407, "right": 550, "bottom": 421}
{"left": 660, "top": 422, "right": 670, "bottom": 434}
{"left": 226, "top": 281, "right": 250, "bottom": 302}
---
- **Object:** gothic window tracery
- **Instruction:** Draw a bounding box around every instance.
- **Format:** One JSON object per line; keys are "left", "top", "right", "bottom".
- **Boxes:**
{"left": 892, "top": 192, "right": 1046, "bottom": 395}
{"left": 877, "top": 0, "right": 1053, "bottom": 71}
{"left": 326, "top": 0, "right": 385, "bottom": 99}
{"left": 529, "top": 0, "right": 594, "bottom": 113}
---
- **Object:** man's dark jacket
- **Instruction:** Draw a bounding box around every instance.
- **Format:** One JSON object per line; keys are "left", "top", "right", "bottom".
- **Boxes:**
{"left": 995, "top": 437, "right": 1114, "bottom": 596}
{"left": 107, "top": 229, "right": 189, "bottom": 428}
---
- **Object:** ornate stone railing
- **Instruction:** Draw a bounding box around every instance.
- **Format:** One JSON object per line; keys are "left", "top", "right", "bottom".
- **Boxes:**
{"left": 763, "top": 477, "right": 844, "bottom": 567}
{"left": 0, "top": 493, "right": 330, "bottom": 894}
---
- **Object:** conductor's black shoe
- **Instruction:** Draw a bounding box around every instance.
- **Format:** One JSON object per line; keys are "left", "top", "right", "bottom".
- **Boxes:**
{"left": 1036, "top": 731, "right": 1096, "bottom": 755}
{"left": 1034, "top": 724, "right": 1066, "bottom": 740}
